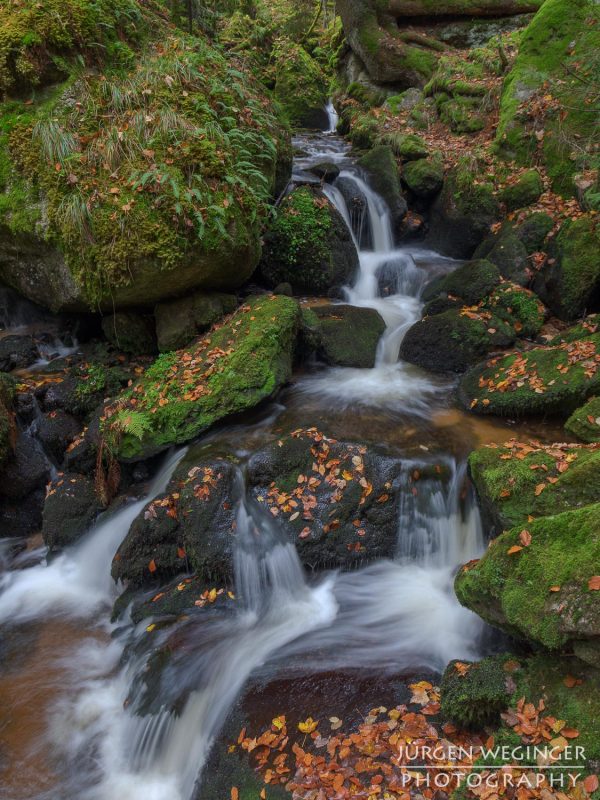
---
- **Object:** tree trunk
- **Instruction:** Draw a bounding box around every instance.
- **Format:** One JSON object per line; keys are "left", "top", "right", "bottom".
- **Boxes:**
{"left": 387, "top": 0, "right": 543, "bottom": 17}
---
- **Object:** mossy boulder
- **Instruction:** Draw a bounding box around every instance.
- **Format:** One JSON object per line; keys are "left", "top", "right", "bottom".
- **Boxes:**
{"left": 402, "top": 157, "right": 444, "bottom": 199}
{"left": 484, "top": 283, "right": 545, "bottom": 338}
{"left": 358, "top": 145, "right": 407, "bottom": 226}
{"left": 0, "top": 334, "right": 38, "bottom": 372}
{"left": 272, "top": 41, "right": 328, "bottom": 129}
{"left": 422, "top": 259, "right": 501, "bottom": 306}
{"left": 101, "top": 313, "right": 157, "bottom": 356}
{"left": 460, "top": 333, "right": 600, "bottom": 416}
{"left": 475, "top": 224, "right": 530, "bottom": 286}
{"left": 455, "top": 502, "right": 600, "bottom": 656}
{"left": 468, "top": 440, "right": 600, "bottom": 534}
{"left": 301, "top": 304, "right": 386, "bottom": 368}
{"left": 565, "top": 397, "right": 600, "bottom": 443}
{"left": 532, "top": 215, "right": 600, "bottom": 321}
{"left": 102, "top": 296, "right": 301, "bottom": 461}
{"left": 496, "top": 0, "right": 599, "bottom": 196}
{"left": 0, "top": 9, "right": 289, "bottom": 312}
{"left": 441, "top": 655, "right": 514, "bottom": 729}
{"left": 500, "top": 170, "right": 543, "bottom": 211}
{"left": 400, "top": 307, "right": 515, "bottom": 375}
{"left": 247, "top": 428, "right": 407, "bottom": 570}
{"left": 261, "top": 187, "right": 359, "bottom": 296}
{"left": 154, "top": 292, "right": 237, "bottom": 353}
{"left": 112, "top": 453, "right": 239, "bottom": 588}
{"left": 426, "top": 159, "right": 501, "bottom": 258}
{"left": 379, "top": 133, "right": 429, "bottom": 162}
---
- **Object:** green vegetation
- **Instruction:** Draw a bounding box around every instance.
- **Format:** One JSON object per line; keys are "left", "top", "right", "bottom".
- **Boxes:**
{"left": 441, "top": 656, "right": 513, "bottom": 729}
{"left": 103, "top": 295, "right": 300, "bottom": 460}
{"left": 499, "top": 169, "right": 543, "bottom": 210}
{"left": 565, "top": 397, "right": 600, "bottom": 443}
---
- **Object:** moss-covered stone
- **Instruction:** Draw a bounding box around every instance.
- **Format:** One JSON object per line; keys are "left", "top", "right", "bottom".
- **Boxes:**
{"left": 0, "top": 8, "right": 289, "bottom": 311}
{"left": 358, "top": 144, "right": 407, "bottom": 224}
{"left": 300, "top": 303, "right": 386, "bottom": 368}
{"left": 460, "top": 333, "right": 600, "bottom": 417}
{"left": 101, "top": 312, "right": 157, "bottom": 356}
{"left": 441, "top": 655, "right": 514, "bottom": 729}
{"left": 483, "top": 282, "right": 545, "bottom": 338}
{"left": 496, "top": 0, "right": 599, "bottom": 196}
{"left": 272, "top": 40, "right": 328, "bottom": 129}
{"left": 455, "top": 502, "right": 600, "bottom": 654}
{"left": 565, "top": 396, "right": 600, "bottom": 443}
{"left": 154, "top": 292, "right": 237, "bottom": 353}
{"left": 422, "top": 259, "right": 501, "bottom": 306}
{"left": 42, "top": 472, "right": 104, "bottom": 551}
{"left": 475, "top": 224, "right": 530, "bottom": 286}
{"left": 103, "top": 295, "right": 301, "bottom": 461}
{"left": 500, "top": 169, "right": 543, "bottom": 211}
{"left": 260, "top": 187, "right": 359, "bottom": 295}
{"left": 378, "top": 132, "right": 430, "bottom": 162}
{"left": 402, "top": 157, "right": 444, "bottom": 199}
{"left": 532, "top": 214, "right": 600, "bottom": 322}
{"left": 468, "top": 441, "right": 600, "bottom": 533}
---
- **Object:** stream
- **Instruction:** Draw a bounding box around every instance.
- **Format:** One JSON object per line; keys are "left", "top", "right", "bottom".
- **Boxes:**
{"left": 0, "top": 120, "right": 547, "bottom": 800}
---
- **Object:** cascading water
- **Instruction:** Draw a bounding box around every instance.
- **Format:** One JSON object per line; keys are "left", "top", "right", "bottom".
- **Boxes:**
{"left": 0, "top": 110, "right": 489, "bottom": 800}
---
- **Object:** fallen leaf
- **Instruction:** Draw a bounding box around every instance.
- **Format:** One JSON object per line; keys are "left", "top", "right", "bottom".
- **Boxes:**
{"left": 507, "top": 545, "right": 524, "bottom": 555}
{"left": 588, "top": 576, "right": 600, "bottom": 590}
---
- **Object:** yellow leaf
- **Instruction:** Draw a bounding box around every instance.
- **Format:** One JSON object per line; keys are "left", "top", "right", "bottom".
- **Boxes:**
{"left": 298, "top": 716, "right": 318, "bottom": 734}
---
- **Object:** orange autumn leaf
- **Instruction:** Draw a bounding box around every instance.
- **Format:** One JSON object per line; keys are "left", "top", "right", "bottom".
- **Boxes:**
{"left": 588, "top": 576, "right": 600, "bottom": 590}
{"left": 148, "top": 558, "right": 157, "bottom": 573}
{"left": 584, "top": 775, "right": 599, "bottom": 794}
{"left": 507, "top": 545, "right": 524, "bottom": 555}
{"left": 231, "top": 788, "right": 239, "bottom": 800}
{"left": 534, "top": 483, "right": 546, "bottom": 496}
{"left": 519, "top": 529, "right": 532, "bottom": 546}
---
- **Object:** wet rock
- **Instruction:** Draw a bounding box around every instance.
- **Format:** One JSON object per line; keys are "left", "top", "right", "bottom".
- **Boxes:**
{"left": 309, "top": 162, "right": 341, "bottom": 182}
{"left": 112, "top": 454, "right": 238, "bottom": 587}
{"left": 0, "top": 431, "right": 49, "bottom": 500}
{"left": 0, "top": 488, "right": 45, "bottom": 538}
{"left": 42, "top": 472, "right": 105, "bottom": 551}
{"left": 37, "top": 410, "right": 82, "bottom": 465}
{"left": 459, "top": 333, "right": 600, "bottom": 417}
{"left": 397, "top": 211, "right": 425, "bottom": 241}
{"left": 455, "top": 502, "right": 600, "bottom": 661}
{"left": 358, "top": 145, "right": 407, "bottom": 228}
{"left": 247, "top": 429, "right": 407, "bottom": 570}
{"left": 0, "top": 335, "right": 38, "bottom": 372}
{"left": 154, "top": 292, "right": 237, "bottom": 352}
{"left": 0, "top": 374, "right": 15, "bottom": 467}
{"left": 101, "top": 312, "right": 157, "bottom": 356}
{"left": 532, "top": 215, "right": 600, "bottom": 321}
{"left": 334, "top": 176, "right": 371, "bottom": 249}
{"left": 301, "top": 304, "right": 386, "bottom": 368}
{"left": 565, "top": 397, "right": 600, "bottom": 443}
{"left": 103, "top": 296, "right": 301, "bottom": 461}
{"left": 422, "top": 259, "right": 501, "bottom": 306}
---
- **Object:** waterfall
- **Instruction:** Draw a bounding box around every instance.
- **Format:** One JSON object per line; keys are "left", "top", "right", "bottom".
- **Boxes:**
{"left": 324, "top": 100, "right": 339, "bottom": 134}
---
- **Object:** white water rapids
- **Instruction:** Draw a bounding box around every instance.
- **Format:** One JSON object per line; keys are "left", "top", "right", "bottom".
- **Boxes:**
{"left": 0, "top": 117, "right": 487, "bottom": 800}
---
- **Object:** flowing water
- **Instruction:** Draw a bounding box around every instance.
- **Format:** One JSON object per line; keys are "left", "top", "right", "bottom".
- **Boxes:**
{"left": 0, "top": 118, "right": 512, "bottom": 799}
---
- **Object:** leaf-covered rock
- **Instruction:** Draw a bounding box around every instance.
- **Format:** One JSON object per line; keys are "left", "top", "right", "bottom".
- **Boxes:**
{"left": 565, "top": 396, "right": 600, "bottom": 443}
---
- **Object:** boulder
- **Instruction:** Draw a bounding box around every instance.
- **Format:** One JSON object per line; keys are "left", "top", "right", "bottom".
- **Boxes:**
{"left": 380, "top": 133, "right": 429, "bottom": 162}
{"left": 42, "top": 473, "right": 105, "bottom": 551}
{"left": 468, "top": 440, "right": 600, "bottom": 535}
{"left": 301, "top": 304, "right": 386, "bottom": 368}
{"left": 358, "top": 146, "right": 407, "bottom": 227}
{"left": 460, "top": 333, "right": 600, "bottom": 416}
{"left": 272, "top": 42, "right": 329, "bottom": 129}
{"left": 565, "top": 397, "right": 600, "bottom": 443}
{"left": 37, "top": 410, "right": 82, "bottom": 465}
{"left": 499, "top": 169, "right": 543, "bottom": 211}
{"left": 112, "top": 454, "right": 239, "bottom": 587}
{"left": 102, "top": 296, "right": 301, "bottom": 461}
{"left": 247, "top": 429, "right": 407, "bottom": 570}
{"left": 455, "top": 502, "right": 600, "bottom": 659}
{"left": 401, "top": 157, "right": 444, "bottom": 199}
{"left": 0, "top": 488, "right": 45, "bottom": 538}
{"left": 101, "top": 313, "right": 157, "bottom": 356}
{"left": 154, "top": 292, "right": 237, "bottom": 352}
{"left": 334, "top": 177, "right": 371, "bottom": 249}
{"left": 309, "top": 163, "right": 341, "bottom": 183}
{"left": 426, "top": 162, "right": 500, "bottom": 258}
{"left": 422, "top": 259, "right": 501, "bottom": 306}
{"left": 0, "top": 431, "right": 49, "bottom": 501}
{"left": 0, "top": 374, "right": 15, "bottom": 467}
{"left": 532, "top": 215, "right": 600, "bottom": 321}
{"left": 475, "top": 225, "right": 530, "bottom": 286}
{"left": 261, "top": 188, "right": 359, "bottom": 296}
{"left": 0, "top": 335, "right": 38, "bottom": 372}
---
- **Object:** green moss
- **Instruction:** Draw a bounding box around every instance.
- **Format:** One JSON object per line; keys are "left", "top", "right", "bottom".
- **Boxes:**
{"left": 483, "top": 283, "right": 545, "bottom": 338}
{"left": 104, "top": 295, "right": 300, "bottom": 460}
{"left": 300, "top": 304, "right": 385, "bottom": 369}
{"left": 441, "top": 655, "right": 514, "bottom": 729}
{"left": 455, "top": 502, "right": 600, "bottom": 649}
{"left": 565, "top": 397, "right": 600, "bottom": 443}
{"left": 499, "top": 169, "right": 543, "bottom": 211}
{"left": 423, "top": 259, "right": 500, "bottom": 306}
{"left": 549, "top": 215, "right": 600, "bottom": 321}
{"left": 378, "top": 132, "right": 428, "bottom": 161}
{"left": 272, "top": 40, "right": 327, "bottom": 129}
{"left": 357, "top": 144, "right": 404, "bottom": 217}
{"left": 265, "top": 188, "right": 331, "bottom": 271}
{"left": 348, "top": 113, "right": 379, "bottom": 149}
{"left": 460, "top": 333, "right": 600, "bottom": 417}
{"left": 468, "top": 442, "right": 600, "bottom": 531}
{"left": 402, "top": 156, "right": 444, "bottom": 198}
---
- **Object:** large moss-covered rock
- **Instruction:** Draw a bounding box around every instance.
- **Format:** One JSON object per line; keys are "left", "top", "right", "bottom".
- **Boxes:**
{"left": 358, "top": 145, "right": 407, "bottom": 226}
{"left": 441, "top": 655, "right": 514, "bottom": 729}
{"left": 300, "top": 304, "right": 386, "bottom": 368}
{"left": 422, "top": 259, "right": 501, "bottom": 306}
{"left": 102, "top": 296, "right": 301, "bottom": 461}
{"left": 499, "top": 169, "right": 543, "bottom": 211}
{"left": 468, "top": 440, "right": 600, "bottom": 534}
{"left": 426, "top": 159, "right": 501, "bottom": 258}
{"left": 565, "top": 397, "right": 600, "bottom": 443}
{"left": 42, "top": 472, "right": 105, "bottom": 551}
{"left": 272, "top": 41, "right": 328, "bottom": 129}
{"left": 496, "top": 0, "right": 599, "bottom": 195}
{"left": 402, "top": 157, "right": 444, "bottom": 199}
{"left": 260, "top": 188, "right": 359, "bottom": 296}
{"left": 154, "top": 292, "right": 237, "bottom": 353}
{"left": 474, "top": 213, "right": 554, "bottom": 286}
{"left": 101, "top": 313, "right": 157, "bottom": 356}
{"left": 0, "top": 5, "right": 288, "bottom": 312}
{"left": 455, "top": 502, "right": 600, "bottom": 656}
{"left": 460, "top": 333, "right": 600, "bottom": 416}
{"left": 532, "top": 215, "right": 600, "bottom": 321}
